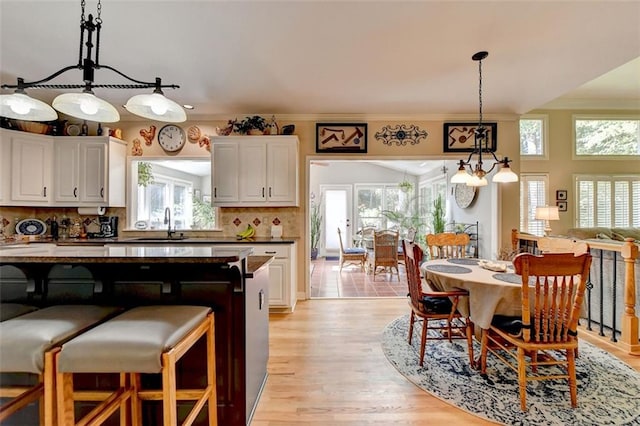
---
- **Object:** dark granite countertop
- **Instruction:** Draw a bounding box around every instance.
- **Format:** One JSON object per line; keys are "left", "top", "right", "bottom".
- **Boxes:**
{"left": 0, "top": 244, "right": 252, "bottom": 264}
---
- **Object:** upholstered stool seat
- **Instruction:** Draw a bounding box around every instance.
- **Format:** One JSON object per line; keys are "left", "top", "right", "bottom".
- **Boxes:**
{"left": 56, "top": 305, "right": 217, "bottom": 426}
{"left": 0, "top": 305, "right": 122, "bottom": 425}
{"left": 0, "top": 303, "right": 39, "bottom": 321}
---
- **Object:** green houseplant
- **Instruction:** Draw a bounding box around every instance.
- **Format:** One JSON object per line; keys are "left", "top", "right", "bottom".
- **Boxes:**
{"left": 137, "top": 162, "right": 154, "bottom": 187}
{"left": 432, "top": 194, "right": 445, "bottom": 234}
{"left": 310, "top": 198, "right": 322, "bottom": 259}
{"left": 233, "top": 115, "right": 268, "bottom": 135}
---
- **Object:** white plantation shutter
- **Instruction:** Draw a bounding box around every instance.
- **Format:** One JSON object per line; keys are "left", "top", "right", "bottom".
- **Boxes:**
{"left": 520, "top": 174, "right": 548, "bottom": 236}
{"left": 576, "top": 175, "right": 640, "bottom": 228}
{"left": 633, "top": 181, "right": 640, "bottom": 227}
{"left": 596, "top": 181, "right": 611, "bottom": 227}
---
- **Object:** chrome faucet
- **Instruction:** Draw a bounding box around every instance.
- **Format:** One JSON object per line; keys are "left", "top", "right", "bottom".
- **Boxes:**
{"left": 164, "top": 207, "right": 175, "bottom": 238}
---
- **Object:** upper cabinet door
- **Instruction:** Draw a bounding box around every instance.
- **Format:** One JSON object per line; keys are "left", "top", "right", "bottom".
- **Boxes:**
{"left": 54, "top": 140, "right": 80, "bottom": 203}
{"left": 266, "top": 141, "right": 298, "bottom": 204}
{"left": 10, "top": 134, "right": 53, "bottom": 204}
{"left": 80, "top": 142, "right": 107, "bottom": 203}
{"left": 212, "top": 142, "right": 240, "bottom": 202}
{"left": 239, "top": 142, "right": 267, "bottom": 203}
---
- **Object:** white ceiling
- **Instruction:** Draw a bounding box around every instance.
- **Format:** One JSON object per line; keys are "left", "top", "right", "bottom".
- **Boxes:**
{"left": 1, "top": 1, "right": 639, "bottom": 121}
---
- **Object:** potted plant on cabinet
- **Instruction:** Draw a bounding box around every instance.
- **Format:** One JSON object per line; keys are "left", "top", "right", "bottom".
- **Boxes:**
{"left": 233, "top": 115, "right": 268, "bottom": 135}
{"left": 310, "top": 197, "right": 322, "bottom": 260}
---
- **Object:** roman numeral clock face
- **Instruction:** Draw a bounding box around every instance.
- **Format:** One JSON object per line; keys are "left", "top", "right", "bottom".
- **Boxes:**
{"left": 158, "top": 124, "right": 186, "bottom": 152}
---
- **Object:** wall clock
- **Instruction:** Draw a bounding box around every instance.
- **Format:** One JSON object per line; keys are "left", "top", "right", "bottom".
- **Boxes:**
{"left": 158, "top": 124, "right": 186, "bottom": 152}
{"left": 454, "top": 184, "right": 477, "bottom": 209}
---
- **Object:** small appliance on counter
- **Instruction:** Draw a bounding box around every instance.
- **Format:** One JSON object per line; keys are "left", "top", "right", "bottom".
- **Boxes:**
{"left": 87, "top": 216, "right": 118, "bottom": 239}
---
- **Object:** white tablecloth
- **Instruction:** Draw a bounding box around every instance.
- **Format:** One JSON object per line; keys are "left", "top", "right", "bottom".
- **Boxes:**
{"left": 420, "top": 258, "right": 523, "bottom": 330}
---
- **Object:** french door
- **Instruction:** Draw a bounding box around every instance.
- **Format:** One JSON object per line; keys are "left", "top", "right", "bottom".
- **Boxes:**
{"left": 320, "top": 185, "right": 353, "bottom": 257}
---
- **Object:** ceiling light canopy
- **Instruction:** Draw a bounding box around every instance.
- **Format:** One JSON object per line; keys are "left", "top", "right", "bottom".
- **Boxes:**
{"left": 0, "top": 0, "right": 186, "bottom": 123}
{"left": 450, "top": 51, "right": 518, "bottom": 187}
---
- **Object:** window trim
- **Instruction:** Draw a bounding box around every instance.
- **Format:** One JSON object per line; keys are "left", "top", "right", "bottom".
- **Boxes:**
{"left": 572, "top": 114, "right": 640, "bottom": 160}
{"left": 520, "top": 114, "right": 549, "bottom": 160}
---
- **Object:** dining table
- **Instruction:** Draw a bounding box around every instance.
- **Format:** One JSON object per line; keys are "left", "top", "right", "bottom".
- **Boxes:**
{"left": 420, "top": 258, "right": 525, "bottom": 332}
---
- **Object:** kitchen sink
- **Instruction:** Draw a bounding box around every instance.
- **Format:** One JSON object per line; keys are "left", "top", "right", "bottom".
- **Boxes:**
{"left": 131, "top": 236, "right": 189, "bottom": 242}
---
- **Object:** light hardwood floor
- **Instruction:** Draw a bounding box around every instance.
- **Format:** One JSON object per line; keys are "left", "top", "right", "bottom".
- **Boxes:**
{"left": 251, "top": 298, "right": 639, "bottom": 425}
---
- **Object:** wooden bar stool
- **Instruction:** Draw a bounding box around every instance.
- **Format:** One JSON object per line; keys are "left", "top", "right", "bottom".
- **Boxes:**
{"left": 56, "top": 305, "right": 217, "bottom": 426}
{"left": 0, "top": 305, "right": 122, "bottom": 426}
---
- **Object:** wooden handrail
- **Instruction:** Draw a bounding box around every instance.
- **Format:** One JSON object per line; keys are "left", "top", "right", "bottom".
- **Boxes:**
{"left": 511, "top": 229, "right": 639, "bottom": 355}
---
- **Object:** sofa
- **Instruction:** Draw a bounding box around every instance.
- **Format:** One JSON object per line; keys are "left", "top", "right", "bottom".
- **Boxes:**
{"left": 566, "top": 227, "right": 640, "bottom": 243}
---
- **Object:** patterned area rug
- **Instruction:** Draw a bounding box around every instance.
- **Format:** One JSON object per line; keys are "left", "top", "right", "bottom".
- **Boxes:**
{"left": 382, "top": 315, "right": 640, "bottom": 425}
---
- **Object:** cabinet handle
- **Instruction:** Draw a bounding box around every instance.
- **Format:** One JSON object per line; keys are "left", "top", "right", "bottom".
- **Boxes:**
{"left": 262, "top": 187, "right": 265, "bottom": 197}
{"left": 43, "top": 186, "right": 46, "bottom": 197}
{"left": 100, "top": 188, "right": 104, "bottom": 198}
{"left": 259, "top": 289, "right": 265, "bottom": 310}
{"left": 269, "top": 187, "right": 272, "bottom": 197}
{"left": 74, "top": 187, "right": 78, "bottom": 198}
{"left": 265, "top": 251, "right": 277, "bottom": 254}
{"left": 214, "top": 188, "right": 217, "bottom": 198}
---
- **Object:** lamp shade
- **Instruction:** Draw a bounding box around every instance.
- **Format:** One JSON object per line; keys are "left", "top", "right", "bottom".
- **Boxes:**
{"left": 0, "top": 93, "right": 58, "bottom": 121}
{"left": 492, "top": 164, "right": 519, "bottom": 183}
{"left": 451, "top": 169, "right": 472, "bottom": 184}
{"left": 467, "top": 175, "right": 488, "bottom": 187}
{"left": 53, "top": 92, "right": 120, "bottom": 123}
{"left": 535, "top": 206, "right": 560, "bottom": 221}
{"left": 125, "top": 93, "right": 186, "bottom": 123}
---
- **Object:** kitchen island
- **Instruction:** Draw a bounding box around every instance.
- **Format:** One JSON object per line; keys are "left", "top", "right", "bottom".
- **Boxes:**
{"left": 0, "top": 244, "right": 271, "bottom": 426}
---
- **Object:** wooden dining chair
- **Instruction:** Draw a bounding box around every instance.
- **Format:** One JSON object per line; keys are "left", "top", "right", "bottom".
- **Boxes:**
{"left": 426, "top": 232, "right": 470, "bottom": 259}
{"left": 372, "top": 230, "right": 400, "bottom": 280}
{"left": 403, "top": 239, "right": 475, "bottom": 367}
{"left": 337, "top": 227, "right": 368, "bottom": 272}
{"left": 479, "top": 251, "right": 592, "bottom": 411}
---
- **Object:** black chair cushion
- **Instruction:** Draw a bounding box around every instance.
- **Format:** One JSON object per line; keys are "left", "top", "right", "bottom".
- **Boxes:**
{"left": 491, "top": 315, "right": 524, "bottom": 335}
{"left": 420, "top": 295, "right": 453, "bottom": 314}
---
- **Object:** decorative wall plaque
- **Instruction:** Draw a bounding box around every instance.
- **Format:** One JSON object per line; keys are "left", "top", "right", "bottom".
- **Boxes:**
{"left": 374, "top": 124, "right": 428, "bottom": 146}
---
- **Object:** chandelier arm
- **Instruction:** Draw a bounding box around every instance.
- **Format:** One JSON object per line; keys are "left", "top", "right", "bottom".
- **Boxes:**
{"left": 97, "top": 65, "right": 180, "bottom": 89}
{"left": 1, "top": 65, "right": 82, "bottom": 90}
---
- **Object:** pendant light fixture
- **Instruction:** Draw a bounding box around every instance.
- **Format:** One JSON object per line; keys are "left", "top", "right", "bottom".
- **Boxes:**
{"left": 0, "top": 0, "right": 186, "bottom": 123}
{"left": 450, "top": 51, "right": 518, "bottom": 187}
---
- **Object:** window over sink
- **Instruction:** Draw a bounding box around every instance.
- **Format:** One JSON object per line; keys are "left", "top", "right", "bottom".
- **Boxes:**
{"left": 127, "top": 158, "right": 216, "bottom": 231}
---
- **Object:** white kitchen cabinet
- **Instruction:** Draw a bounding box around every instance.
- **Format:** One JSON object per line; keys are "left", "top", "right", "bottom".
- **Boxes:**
{"left": 0, "top": 129, "right": 126, "bottom": 207}
{"left": 53, "top": 137, "right": 126, "bottom": 206}
{"left": 211, "top": 136, "right": 299, "bottom": 207}
{"left": 226, "top": 242, "right": 297, "bottom": 312}
{"left": 4, "top": 130, "right": 54, "bottom": 205}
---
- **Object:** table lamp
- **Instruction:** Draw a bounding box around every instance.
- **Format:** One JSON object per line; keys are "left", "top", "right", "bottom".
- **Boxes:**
{"left": 535, "top": 206, "right": 560, "bottom": 236}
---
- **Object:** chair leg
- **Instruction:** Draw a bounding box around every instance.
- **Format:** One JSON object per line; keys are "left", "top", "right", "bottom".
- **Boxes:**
{"left": 517, "top": 347, "right": 528, "bottom": 411}
{"left": 479, "top": 329, "right": 488, "bottom": 374}
{"left": 206, "top": 316, "right": 218, "bottom": 426}
{"left": 408, "top": 312, "right": 415, "bottom": 345}
{"left": 130, "top": 373, "right": 142, "bottom": 426}
{"left": 43, "top": 349, "right": 58, "bottom": 426}
{"left": 465, "top": 318, "right": 475, "bottom": 367}
{"left": 162, "top": 352, "right": 178, "bottom": 426}
{"left": 419, "top": 319, "right": 428, "bottom": 366}
{"left": 567, "top": 348, "right": 578, "bottom": 408}
{"left": 56, "top": 372, "right": 75, "bottom": 426}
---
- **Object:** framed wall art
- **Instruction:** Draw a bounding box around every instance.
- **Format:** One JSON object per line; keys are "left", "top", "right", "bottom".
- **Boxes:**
{"left": 316, "top": 123, "right": 367, "bottom": 153}
{"left": 556, "top": 190, "right": 567, "bottom": 201}
{"left": 557, "top": 201, "right": 567, "bottom": 212}
{"left": 443, "top": 122, "right": 497, "bottom": 153}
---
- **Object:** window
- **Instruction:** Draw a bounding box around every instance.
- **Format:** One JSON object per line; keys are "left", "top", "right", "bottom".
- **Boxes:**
{"left": 520, "top": 174, "right": 549, "bottom": 236}
{"left": 576, "top": 175, "right": 640, "bottom": 228}
{"left": 574, "top": 116, "right": 640, "bottom": 157}
{"left": 419, "top": 176, "right": 447, "bottom": 232}
{"left": 129, "top": 159, "right": 215, "bottom": 230}
{"left": 356, "top": 184, "right": 404, "bottom": 230}
{"left": 520, "top": 115, "right": 548, "bottom": 158}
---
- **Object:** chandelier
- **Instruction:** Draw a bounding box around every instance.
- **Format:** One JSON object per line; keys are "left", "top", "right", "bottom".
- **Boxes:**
{"left": 0, "top": 0, "right": 186, "bottom": 124}
{"left": 450, "top": 51, "right": 518, "bottom": 187}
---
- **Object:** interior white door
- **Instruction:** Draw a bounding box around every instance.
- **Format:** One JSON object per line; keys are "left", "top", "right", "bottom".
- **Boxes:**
{"left": 320, "top": 185, "right": 353, "bottom": 257}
